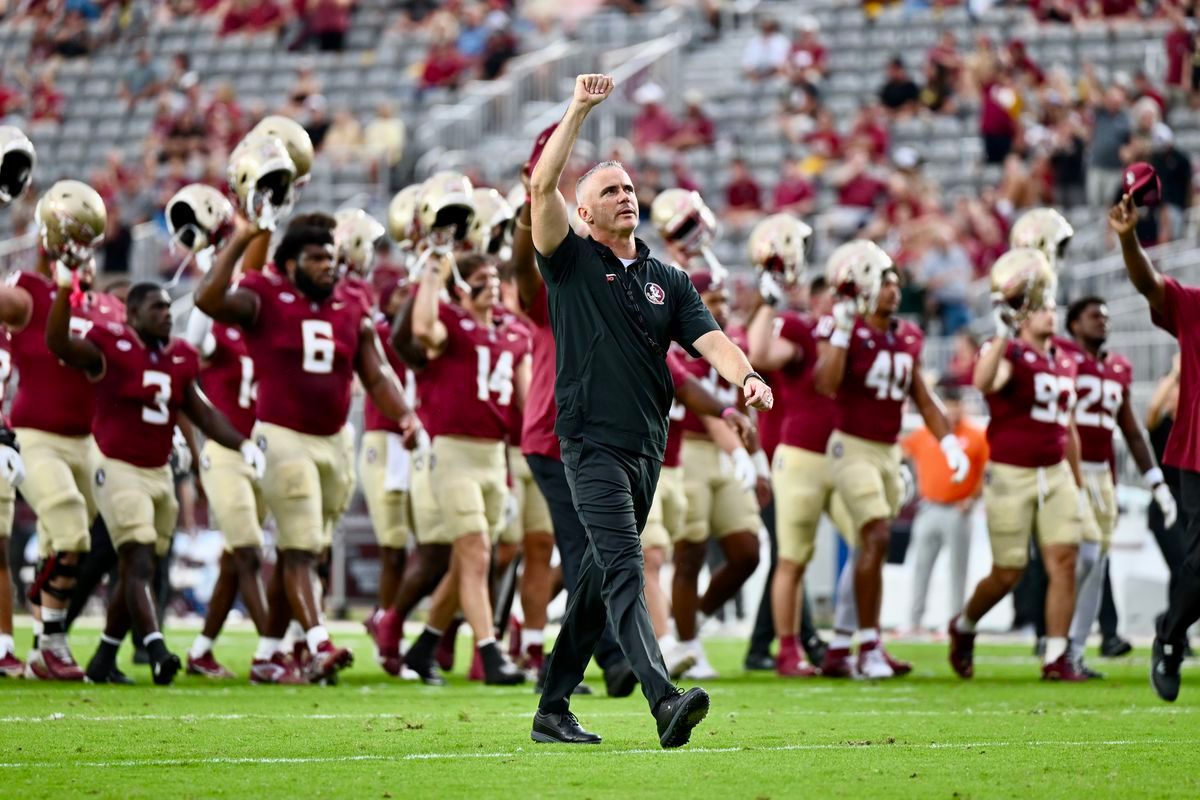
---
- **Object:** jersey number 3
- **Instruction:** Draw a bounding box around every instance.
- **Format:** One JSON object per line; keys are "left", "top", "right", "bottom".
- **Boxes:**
{"left": 865, "top": 351, "right": 913, "bottom": 401}
{"left": 142, "top": 370, "right": 172, "bottom": 425}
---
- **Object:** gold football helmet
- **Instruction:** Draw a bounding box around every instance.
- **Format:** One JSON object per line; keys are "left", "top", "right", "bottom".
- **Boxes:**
{"left": 990, "top": 247, "right": 1057, "bottom": 321}
{"left": 227, "top": 133, "right": 296, "bottom": 231}
{"left": 748, "top": 213, "right": 812, "bottom": 284}
{"left": 1009, "top": 208, "right": 1073, "bottom": 270}
{"left": 0, "top": 126, "right": 36, "bottom": 206}
{"left": 418, "top": 170, "right": 475, "bottom": 248}
{"left": 250, "top": 115, "right": 314, "bottom": 181}
{"left": 467, "top": 187, "right": 515, "bottom": 256}
{"left": 166, "top": 184, "right": 235, "bottom": 254}
{"left": 825, "top": 240, "right": 894, "bottom": 315}
{"left": 334, "top": 208, "right": 386, "bottom": 276}
{"left": 387, "top": 183, "right": 424, "bottom": 245}
{"left": 35, "top": 180, "right": 106, "bottom": 269}
{"left": 650, "top": 188, "right": 717, "bottom": 255}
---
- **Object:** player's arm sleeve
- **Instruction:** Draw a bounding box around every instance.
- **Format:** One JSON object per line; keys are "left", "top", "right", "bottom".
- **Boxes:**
{"left": 669, "top": 272, "right": 721, "bottom": 357}
{"left": 533, "top": 225, "right": 582, "bottom": 286}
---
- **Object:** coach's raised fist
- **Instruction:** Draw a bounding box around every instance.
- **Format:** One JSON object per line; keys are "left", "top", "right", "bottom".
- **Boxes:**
{"left": 574, "top": 74, "right": 614, "bottom": 107}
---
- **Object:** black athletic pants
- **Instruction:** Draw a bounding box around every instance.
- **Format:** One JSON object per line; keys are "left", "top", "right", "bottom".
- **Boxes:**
{"left": 539, "top": 438, "right": 675, "bottom": 714}
{"left": 1160, "top": 469, "right": 1200, "bottom": 644}
{"left": 526, "top": 452, "right": 627, "bottom": 672}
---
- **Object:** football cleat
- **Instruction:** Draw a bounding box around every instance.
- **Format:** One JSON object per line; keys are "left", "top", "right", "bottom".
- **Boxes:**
{"left": 187, "top": 650, "right": 236, "bottom": 679}
{"left": 775, "top": 650, "right": 818, "bottom": 678}
{"left": 373, "top": 608, "right": 402, "bottom": 663}
{"left": 1151, "top": 636, "right": 1183, "bottom": 702}
{"left": 819, "top": 646, "right": 856, "bottom": 679}
{"left": 948, "top": 615, "right": 976, "bottom": 679}
{"left": 24, "top": 649, "right": 44, "bottom": 680}
{"left": 151, "top": 652, "right": 181, "bottom": 686}
{"left": 522, "top": 643, "right": 546, "bottom": 676}
{"left": 306, "top": 641, "right": 353, "bottom": 683}
{"left": 468, "top": 648, "right": 485, "bottom": 682}
{"left": 364, "top": 607, "right": 381, "bottom": 641}
{"left": 856, "top": 642, "right": 895, "bottom": 680}
{"left": 507, "top": 615, "right": 523, "bottom": 662}
{"left": 1100, "top": 635, "right": 1133, "bottom": 658}
{"left": 881, "top": 646, "right": 913, "bottom": 676}
{"left": 483, "top": 651, "right": 527, "bottom": 686}
{"left": 250, "top": 653, "right": 307, "bottom": 685}
{"left": 293, "top": 640, "right": 311, "bottom": 673}
{"left": 0, "top": 651, "right": 24, "bottom": 677}
{"left": 1042, "top": 654, "right": 1088, "bottom": 682}
{"left": 38, "top": 645, "right": 85, "bottom": 681}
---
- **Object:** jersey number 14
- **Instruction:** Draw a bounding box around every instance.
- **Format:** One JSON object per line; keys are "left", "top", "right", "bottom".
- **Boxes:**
{"left": 475, "top": 346, "right": 514, "bottom": 406}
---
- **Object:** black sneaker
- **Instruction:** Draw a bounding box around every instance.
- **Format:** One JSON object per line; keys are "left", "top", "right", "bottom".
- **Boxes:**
{"left": 151, "top": 653, "right": 181, "bottom": 686}
{"left": 85, "top": 653, "right": 119, "bottom": 684}
{"left": 403, "top": 652, "right": 447, "bottom": 686}
{"left": 1100, "top": 635, "right": 1133, "bottom": 658}
{"left": 530, "top": 709, "right": 602, "bottom": 744}
{"left": 743, "top": 653, "right": 776, "bottom": 672}
{"left": 603, "top": 661, "right": 637, "bottom": 698}
{"left": 1151, "top": 636, "right": 1182, "bottom": 702}
{"left": 803, "top": 636, "right": 828, "bottom": 668}
{"left": 654, "top": 687, "right": 710, "bottom": 749}
{"left": 107, "top": 665, "right": 134, "bottom": 685}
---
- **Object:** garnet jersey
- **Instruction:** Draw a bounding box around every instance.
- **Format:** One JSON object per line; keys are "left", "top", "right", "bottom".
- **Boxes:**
{"left": 238, "top": 270, "right": 366, "bottom": 437}
{"left": 199, "top": 322, "right": 257, "bottom": 438}
{"left": 7, "top": 272, "right": 125, "bottom": 436}
{"left": 663, "top": 347, "right": 693, "bottom": 468}
{"left": 776, "top": 311, "right": 838, "bottom": 454}
{"left": 363, "top": 317, "right": 416, "bottom": 434}
{"left": 337, "top": 273, "right": 376, "bottom": 318}
{"left": 85, "top": 322, "right": 201, "bottom": 467}
{"left": 820, "top": 316, "right": 924, "bottom": 444}
{"left": 679, "top": 325, "right": 746, "bottom": 435}
{"left": 418, "top": 300, "right": 532, "bottom": 441}
{"left": 1055, "top": 337, "right": 1134, "bottom": 465}
{"left": 499, "top": 314, "right": 534, "bottom": 448}
{"left": 984, "top": 339, "right": 1078, "bottom": 468}
{"left": 0, "top": 331, "right": 11, "bottom": 426}
{"left": 519, "top": 282, "right": 559, "bottom": 460}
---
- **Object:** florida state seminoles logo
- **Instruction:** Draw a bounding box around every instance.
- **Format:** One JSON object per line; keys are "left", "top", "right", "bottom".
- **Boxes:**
{"left": 645, "top": 282, "right": 665, "bottom": 305}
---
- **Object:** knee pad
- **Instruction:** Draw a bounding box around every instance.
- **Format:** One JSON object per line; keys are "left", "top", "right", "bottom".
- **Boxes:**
{"left": 28, "top": 553, "right": 80, "bottom": 602}
{"left": 1077, "top": 541, "right": 1101, "bottom": 574}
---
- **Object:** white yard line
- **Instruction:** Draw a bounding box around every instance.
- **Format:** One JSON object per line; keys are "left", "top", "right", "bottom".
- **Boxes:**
{"left": 0, "top": 739, "right": 1188, "bottom": 769}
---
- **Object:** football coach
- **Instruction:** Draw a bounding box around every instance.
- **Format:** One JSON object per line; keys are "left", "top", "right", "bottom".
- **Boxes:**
{"left": 528, "top": 74, "right": 773, "bottom": 749}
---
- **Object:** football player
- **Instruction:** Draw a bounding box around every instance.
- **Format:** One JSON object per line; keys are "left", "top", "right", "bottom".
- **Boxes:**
{"left": 1058, "top": 296, "right": 1176, "bottom": 675}
{"left": 650, "top": 188, "right": 722, "bottom": 278}
{"left": 398, "top": 251, "right": 527, "bottom": 686}
{"left": 0, "top": 181, "right": 120, "bottom": 680}
{"left": 745, "top": 215, "right": 854, "bottom": 677}
{"left": 668, "top": 270, "right": 771, "bottom": 679}
{"left": 814, "top": 241, "right": 970, "bottom": 678}
{"left": 949, "top": 249, "right": 1091, "bottom": 681}
{"left": 195, "top": 213, "right": 421, "bottom": 684}
{"left": 46, "top": 279, "right": 265, "bottom": 685}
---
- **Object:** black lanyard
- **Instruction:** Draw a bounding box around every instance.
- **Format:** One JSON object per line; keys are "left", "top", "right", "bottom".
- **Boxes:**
{"left": 612, "top": 260, "right": 665, "bottom": 361}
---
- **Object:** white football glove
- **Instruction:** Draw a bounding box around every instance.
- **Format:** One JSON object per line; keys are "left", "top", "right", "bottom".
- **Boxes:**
{"left": 54, "top": 260, "right": 76, "bottom": 290}
{"left": 0, "top": 445, "right": 24, "bottom": 487}
{"left": 832, "top": 299, "right": 856, "bottom": 335}
{"left": 939, "top": 434, "right": 970, "bottom": 483}
{"left": 171, "top": 426, "right": 192, "bottom": 474}
{"left": 899, "top": 462, "right": 916, "bottom": 506}
{"left": 1153, "top": 482, "right": 1178, "bottom": 529}
{"left": 990, "top": 292, "right": 1016, "bottom": 338}
{"left": 730, "top": 447, "right": 758, "bottom": 492}
{"left": 758, "top": 271, "right": 785, "bottom": 307}
{"left": 240, "top": 439, "right": 267, "bottom": 480}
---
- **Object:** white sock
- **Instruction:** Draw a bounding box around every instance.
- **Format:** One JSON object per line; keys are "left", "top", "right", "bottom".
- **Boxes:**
{"left": 305, "top": 625, "right": 329, "bottom": 653}
{"left": 286, "top": 620, "right": 305, "bottom": 644}
{"left": 423, "top": 625, "right": 443, "bottom": 638}
{"left": 255, "top": 637, "right": 282, "bottom": 661}
{"left": 100, "top": 634, "right": 122, "bottom": 647}
{"left": 0, "top": 633, "right": 13, "bottom": 656}
{"left": 831, "top": 632, "right": 853, "bottom": 650}
{"left": 859, "top": 628, "right": 880, "bottom": 646}
{"left": 43, "top": 607, "right": 66, "bottom": 624}
{"left": 477, "top": 637, "right": 496, "bottom": 649}
{"left": 657, "top": 634, "right": 677, "bottom": 653}
{"left": 143, "top": 632, "right": 164, "bottom": 645}
{"left": 1044, "top": 636, "right": 1068, "bottom": 664}
{"left": 32, "top": 620, "right": 43, "bottom": 637}
{"left": 955, "top": 615, "right": 977, "bottom": 633}
{"left": 524, "top": 628, "right": 545, "bottom": 647}
{"left": 189, "top": 635, "right": 214, "bottom": 660}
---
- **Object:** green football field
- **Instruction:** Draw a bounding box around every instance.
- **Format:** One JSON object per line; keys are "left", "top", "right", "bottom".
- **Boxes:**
{"left": 1, "top": 622, "right": 1197, "bottom": 799}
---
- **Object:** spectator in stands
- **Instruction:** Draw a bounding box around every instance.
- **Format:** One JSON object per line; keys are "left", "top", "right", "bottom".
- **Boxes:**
{"left": 322, "top": 107, "right": 364, "bottom": 164}
{"left": 945, "top": 331, "right": 980, "bottom": 386}
{"left": 741, "top": 17, "right": 790, "bottom": 81}
{"left": 788, "top": 17, "right": 827, "bottom": 86}
{"left": 920, "top": 58, "right": 957, "bottom": 115}
{"left": 804, "top": 107, "right": 842, "bottom": 163}
{"left": 1006, "top": 40, "right": 1044, "bottom": 87}
{"left": 631, "top": 82, "right": 679, "bottom": 152}
{"left": 1087, "top": 85, "right": 1130, "bottom": 208}
{"left": 879, "top": 56, "right": 921, "bottom": 117}
{"left": 826, "top": 139, "right": 888, "bottom": 237}
{"left": 1149, "top": 122, "right": 1193, "bottom": 242}
{"left": 0, "top": 69, "right": 26, "bottom": 120}
{"left": 480, "top": 17, "right": 519, "bottom": 80}
{"left": 724, "top": 157, "right": 763, "bottom": 224}
{"left": 457, "top": 3, "right": 491, "bottom": 60}
{"left": 998, "top": 153, "right": 1041, "bottom": 211}
{"left": 666, "top": 90, "right": 715, "bottom": 151}
{"left": 303, "top": 94, "right": 332, "bottom": 149}
{"left": 302, "top": 0, "right": 353, "bottom": 52}
{"left": 29, "top": 71, "right": 65, "bottom": 125}
{"left": 1036, "top": 0, "right": 1080, "bottom": 23}
{"left": 771, "top": 157, "right": 816, "bottom": 216}
{"left": 778, "top": 83, "right": 820, "bottom": 145}
{"left": 1089, "top": 0, "right": 1138, "bottom": 20}
{"left": 1048, "top": 112, "right": 1088, "bottom": 209}
{"left": 851, "top": 103, "right": 890, "bottom": 161}
{"left": 1133, "top": 70, "right": 1167, "bottom": 116}
{"left": 66, "top": 0, "right": 103, "bottom": 21}
{"left": 165, "top": 106, "right": 206, "bottom": 160}
{"left": 670, "top": 158, "right": 701, "bottom": 193}
{"left": 52, "top": 10, "right": 94, "bottom": 58}
{"left": 205, "top": 82, "right": 244, "bottom": 137}
{"left": 120, "top": 48, "right": 164, "bottom": 110}
{"left": 918, "top": 224, "right": 973, "bottom": 335}
{"left": 979, "top": 72, "right": 1020, "bottom": 164}
{"left": 420, "top": 37, "right": 469, "bottom": 93}
{"left": 220, "top": 0, "right": 286, "bottom": 37}
{"left": 1164, "top": 15, "right": 1195, "bottom": 104}
{"left": 926, "top": 31, "right": 962, "bottom": 93}
{"left": 364, "top": 102, "right": 407, "bottom": 179}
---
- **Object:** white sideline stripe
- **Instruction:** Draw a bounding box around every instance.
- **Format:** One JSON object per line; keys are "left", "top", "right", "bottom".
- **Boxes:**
{"left": 2, "top": 706, "right": 1195, "bottom": 724}
{"left": 0, "top": 739, "right": 1188, "bottom": 769}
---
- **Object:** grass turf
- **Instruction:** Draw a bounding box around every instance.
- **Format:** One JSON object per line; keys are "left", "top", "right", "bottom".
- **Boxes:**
{"left": 1, "top": 624, "right": 1197, "bottom": 799}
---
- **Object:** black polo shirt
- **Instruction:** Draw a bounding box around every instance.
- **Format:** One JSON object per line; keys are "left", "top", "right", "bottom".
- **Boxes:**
{"left": 535, "top": 227, "right": 720, "bottom": 461}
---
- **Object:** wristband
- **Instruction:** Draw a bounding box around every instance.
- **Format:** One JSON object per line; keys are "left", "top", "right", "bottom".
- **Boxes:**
{"left": 742, "top": 370, "right": 767, "bottom": 389}
{"left": 1144, "top": 467, "right": 1165, "bottom": 486}
{"left": 515, "top": 218, "right": 532, "bottom": 231}
{"left": 752, "top": 450, "right": 770, "bottom": 478}
{"left": 830, "top": 329, "right": 850, "bottom": 349}
{"left": 720, "top": 406, "right": 737, "bottom": 420}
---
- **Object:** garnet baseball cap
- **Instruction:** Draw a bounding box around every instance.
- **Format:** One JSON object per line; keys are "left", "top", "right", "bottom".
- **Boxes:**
{"left": 1123, "top": 161, "right": 1161, "bottom": 207}
{"left": 690, "top": 270, "right": 723, "bottom": 294}
{"left": 528, "top": 123, "right": 558, "bottom": 172}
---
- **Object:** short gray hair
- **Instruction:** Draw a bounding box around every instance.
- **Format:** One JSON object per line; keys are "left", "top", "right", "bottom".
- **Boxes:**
{"left": 576, "top": 160, "right": 627, "bottom": 200}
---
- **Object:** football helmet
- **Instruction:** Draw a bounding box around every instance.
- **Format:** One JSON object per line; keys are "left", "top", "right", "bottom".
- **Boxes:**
{"left": 466, "top": 187, "right": 515, "bottom": 256}
{"left": 250, "top": 115, "right": 314, "bottom": 181}
{"left": 990, "top": 248, "right": 1057, "bottom": 321}
{"left": 748, "top": 213, "right": 812, "bottom": 284}
{"left": 825, "top": 240, "right": 894, "bottom": 315}
{"left": 418, "top": 170, "right": 474, "bottom": 249}
{"left": 650, "top": 188, "right": 717, "bottom": 256}
{"left": 227, "top": 133, "right": 296, "bottom": 231}
{"left": 1009, "top": 208, "right": 1073, "bottom": 270}
{"left": 387, "top": 183, "right": 424, "bottom": 244}
{"left": 166, "top": 184, "right": 235, "bottom": 254}
{"left": 35, "top": 180, "right": 106, "bottom": 269}
{"left": 333, "top": 208, "right": 386, "bottom": 276}
{"left": 0, "top": 126, "right": 36, "bottom": 206}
